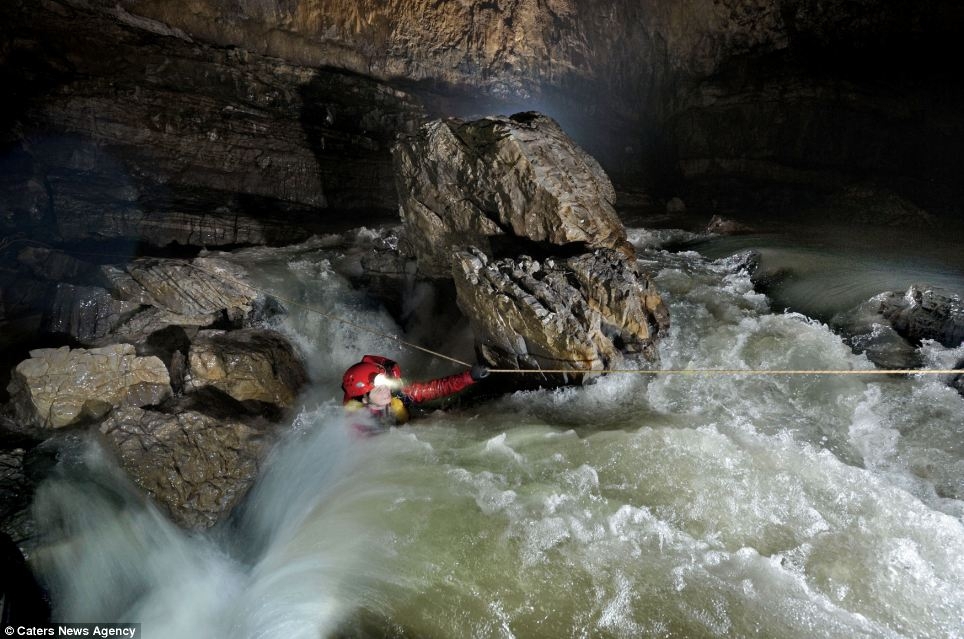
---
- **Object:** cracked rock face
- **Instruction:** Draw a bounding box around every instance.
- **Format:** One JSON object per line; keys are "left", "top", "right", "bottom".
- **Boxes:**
{"left": 99, "top": 406, "right": 270, "bottom": 529}
{"left": 120, "top": 257, "right": 259, "bottom": 319}
{"left": 6, "top": 345, "right": 171, "bottom": 429}
{"left": 186, "top": 329, "right": 308, "bottom": 407}
{"left": 453, "top": 248, "right": 669, "bottom": 374}
{"left": 31, "top": 255, "right": 269, "bottom": 346}
{"left": 877, "top": 286, "right": 964, "bottom": 349}
{"left": 393, "top": 112, "right": 632, "bottom": 277}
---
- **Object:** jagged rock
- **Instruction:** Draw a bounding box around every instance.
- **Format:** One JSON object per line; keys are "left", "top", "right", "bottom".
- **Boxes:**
{"left": 186, "top": 329, "right": 307, "bottom": 407}
{"left": 877, "top": 286, "right": 964, "bottom": 348}
{"left": 6, "top": 345, "right": 171, "bottom": 429}
{"left": 105, "top": 308, "right": 212, "bottom": 347}
{"left": 393, "top": 113, "right": 632, "bottom": 277}
{"left": 453, "top": 248, "right": 668, "bottom": 374}
{"left": 99, "top": 405, "right": 272, "bottom": 529}
{"left": 121, "top": 257, "right": 258, "bottom": 319}
{"left": 98, "top": 265, "right": 159, "bottom": 306}
{"left": 712, "top": 250, "right": 761, "bottom": 277}
{"left": 34, "top": 255, "right": 278, "bottom": 347}
{"left": 22, "top": 253, "right": 289, "bottom": 376}
{"left": 835, "top": 314, "right": 921, "bottom": 371}
{"left": 42, "top": 283, "right": 142, "bottom": 344}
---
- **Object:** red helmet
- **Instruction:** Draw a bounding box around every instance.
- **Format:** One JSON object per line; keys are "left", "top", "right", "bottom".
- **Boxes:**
{"left": 341, "top": 355, "right": 403, "bottom": 403}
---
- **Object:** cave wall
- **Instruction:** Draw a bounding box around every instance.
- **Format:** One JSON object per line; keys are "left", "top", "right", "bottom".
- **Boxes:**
{"left": 1, "top": 0, "right": 425, "bottom": 246}
{"left": 2, "top": 0, "right": 963, "bottom": 247}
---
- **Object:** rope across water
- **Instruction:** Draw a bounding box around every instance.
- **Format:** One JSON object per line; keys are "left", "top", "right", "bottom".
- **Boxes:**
{"left": 5, "top": 240, "right": 961, "bottom": 377}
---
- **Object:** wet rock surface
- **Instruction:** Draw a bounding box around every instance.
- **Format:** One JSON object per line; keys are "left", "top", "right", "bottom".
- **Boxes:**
{"left": 0, "top": 445, "right": 30, "bottom": 541}
{"left": 393, "top": 113, "right": 631, "bottom": 277}
{"left": 877, "top": 286, "right": 964, "bottom": 349}
{"left": 43, "top": 284, "right": 142, "bottom": 344}
{"left": 186, "top": 329, "right": 307, "bottom": 407}
{"left": 835, "top": 285, "right": 964, "bottom": 395}
{"left": 119, "top": 257, "right": 260, "bottom": 319}
{"left": 6, "top": 345, "right": 171, "bottom": 430}
{"left": 0, "top": 243, "right": 306, "bottom": 532}
{"left": 99, "top": 405, "right": 273, "bottom": 529}
{"left": 454, "top": 248, "right": 668, "bottom": 374}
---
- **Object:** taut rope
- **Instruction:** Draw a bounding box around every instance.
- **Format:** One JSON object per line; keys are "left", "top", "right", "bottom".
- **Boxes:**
{"left": 4, "top": 240, "right": 960, "bottom": 377}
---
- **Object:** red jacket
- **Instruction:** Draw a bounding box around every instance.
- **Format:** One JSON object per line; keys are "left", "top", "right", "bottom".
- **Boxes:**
{"left": 402, "top": 370, "right": 475, "bottom": 404}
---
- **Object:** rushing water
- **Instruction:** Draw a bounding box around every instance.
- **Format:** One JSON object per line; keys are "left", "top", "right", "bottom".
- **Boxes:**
{"left": 29, "top": 224, "right": 964, "bottom": 638}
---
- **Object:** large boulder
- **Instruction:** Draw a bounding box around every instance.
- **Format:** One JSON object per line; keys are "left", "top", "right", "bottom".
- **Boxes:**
{"left": 118, "top": 257, "right": 260, "bottom": 320}
{"left": 453, "top": 248, "right": 669, "bottom": 374}
{"left": 23, "top": 253, "right": 277, "bottom": 346}
{"left": 876, "top": 285, "right": 964, "bottom": 348}
{"left": 392, "top": 112, "right": 632, "bottom": 277}
{"left": 185, "top": 329, "right": 307, "bottom": 407}
{"left": 99, "top": 406, "right": 271, "bottom": 529}
{"left": 95, "top": 256, "right": 278, "bottom": 344}
{"left": 7, "top": 344, "right": 171, "bottom": 429}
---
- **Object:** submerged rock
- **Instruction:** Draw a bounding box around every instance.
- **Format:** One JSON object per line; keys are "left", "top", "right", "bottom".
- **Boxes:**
{"left": 393, "top": 112, "right": 631, "bottom": 277}
{"left": 185, "top": 329, "right": 307, "bottom": 407}
{"left": 453, "top": 248, "right": 668, "bottom": 374}
{"left": 99, "top": 406, "right": 271, "bottom": 529}
{"left": 7, "top": 344, "right": 171, "bottom": 429}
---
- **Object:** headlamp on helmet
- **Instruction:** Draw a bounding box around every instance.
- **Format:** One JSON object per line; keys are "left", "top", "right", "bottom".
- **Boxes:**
{"left": 341, "top": 355, "right": 403, "bottom": 403}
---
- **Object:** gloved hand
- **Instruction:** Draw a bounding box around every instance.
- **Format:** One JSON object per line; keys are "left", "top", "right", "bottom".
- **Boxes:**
{"left": 470, "top": 364, "right": 490, "bottom": 381}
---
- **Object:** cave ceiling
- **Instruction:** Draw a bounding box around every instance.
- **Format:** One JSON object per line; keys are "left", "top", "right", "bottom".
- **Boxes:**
{"left": 2, "top": 0, "right": 963, "bottom": 245}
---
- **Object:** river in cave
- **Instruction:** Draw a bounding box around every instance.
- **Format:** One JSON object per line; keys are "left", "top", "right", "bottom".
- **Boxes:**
{"left": 27, "top": 218, "right": 964, "bottom": 638}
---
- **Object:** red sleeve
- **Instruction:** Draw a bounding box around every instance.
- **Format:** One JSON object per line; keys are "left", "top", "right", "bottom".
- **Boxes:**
{"left": 402, "top": 370, "right": 475, "bottom": 404}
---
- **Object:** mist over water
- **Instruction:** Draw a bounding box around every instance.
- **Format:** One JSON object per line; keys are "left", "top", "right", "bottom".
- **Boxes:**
{"left": 29, "top": 226, "right": 964, "bottom": 638}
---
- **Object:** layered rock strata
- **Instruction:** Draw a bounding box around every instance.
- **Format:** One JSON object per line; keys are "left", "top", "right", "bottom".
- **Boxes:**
{"left": 393, "top": 113, "right": 632, "bottom": 277}
{"left": 1, "top": 0, "right": 425, "bottom": 246}
{"left": 454, "top": 248, "right": 668, "bottom": 373}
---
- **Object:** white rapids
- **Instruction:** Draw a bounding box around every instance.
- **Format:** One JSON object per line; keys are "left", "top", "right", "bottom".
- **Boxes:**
{"left": 29, "top": 226, "right": 964, "bottom": 638}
